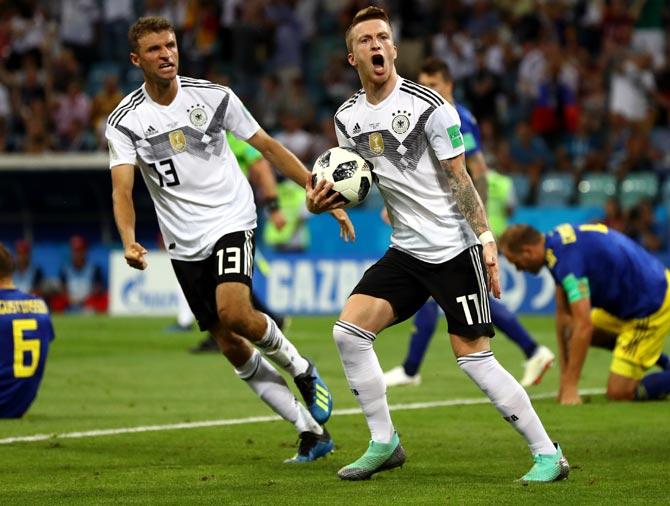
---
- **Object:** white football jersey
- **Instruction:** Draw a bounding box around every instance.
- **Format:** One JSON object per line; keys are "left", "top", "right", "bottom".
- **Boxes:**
{"left": 334, "top": 77, "right": 478, "bottom": 263}
{"left": 105, "top": 76, "right": 259, "bottom": 261}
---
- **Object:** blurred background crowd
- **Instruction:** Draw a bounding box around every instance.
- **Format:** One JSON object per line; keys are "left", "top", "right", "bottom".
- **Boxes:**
{"left": 1, "top": 0, "right": 670, "bottom": 311}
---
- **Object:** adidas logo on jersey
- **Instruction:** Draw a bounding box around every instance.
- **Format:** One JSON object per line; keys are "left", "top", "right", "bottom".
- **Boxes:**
{"left": 145, "top": 125, "right": 158, "bottom": 136}
{"left": 352, "top": 123, "right": 361, "bottom": 134}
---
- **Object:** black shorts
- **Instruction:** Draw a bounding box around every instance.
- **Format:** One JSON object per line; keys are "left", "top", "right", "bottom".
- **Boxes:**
{"left": 351, "top": 246, "right": 495, "bottom": 339}
{"left": 171, "top": 230, "right": 255, "bottom": 331}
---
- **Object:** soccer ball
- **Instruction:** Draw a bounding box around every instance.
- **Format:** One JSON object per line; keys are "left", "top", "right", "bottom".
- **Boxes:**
{"left": 311, "top": 147, "right": 373, "bottom": 208}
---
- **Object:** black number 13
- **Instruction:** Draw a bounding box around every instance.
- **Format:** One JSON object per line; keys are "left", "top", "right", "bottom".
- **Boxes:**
{"left": 149, "top": 159, "right": 180, "bottom": 187}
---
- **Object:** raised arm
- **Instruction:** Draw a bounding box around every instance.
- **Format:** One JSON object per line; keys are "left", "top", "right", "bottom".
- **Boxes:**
{"left": 440, "top": 153, "right": 500, "bottom": 297}
{"left": 111, "top": 164, "right": 147, "bottom": 270}
{"left": 247, "top": 128, "right": 355, "bottom": 241}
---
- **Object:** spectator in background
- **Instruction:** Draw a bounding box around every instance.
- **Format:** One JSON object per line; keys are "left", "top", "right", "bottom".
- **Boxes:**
{"left": 51, "top": 235, "right": 107, "bottom": 313}
{"left": 58, "top": 0, "right": 99, "bottom": 70}
{"left": 556, "top": 114, "right": 606, "bottom": 177}
{"left": 431, "top": 17, "right": 477, "bottom": 83}
{"left": 12, "top": 239, "right": 44, "bottom": 296}
{"left": 21, "top": 117, "right": 52, "bottom": 153}
{"left": 90, "top": 74, "right": 123, "bottom": 146}
{"left": 509, "top": 120, "right": 554, "bottom": 202}
{"left": 274, "top": 112, "right": 314, "bottom": 164}
{"left": 53, "top": 80, "right": 91, "bottom": 149}
{"left": 609, "top": 51, "right": 656, "bottom": 128}
{"left": 48, "top": 47, "right": 81, "bottom": 95}
{"left": 611, "top": 129, "right": 657, "bottom": 180}
{"left": 625, "top": 199, "right": 666, "bottom": 253}
{"left": 0, "top": 243, "right": 55, "bottom": 418}
{"left": 530, "top": 45, "right": 580, "bottom": 148}
{"left": 277, "top": 76, "right": 315, "bottom": 129}
{"left": 254, "top": 73, "right": 282, "bottom": 132}
{"left": 265, "top": 0, "right": 304, "bottom": 84}
{"left": 101, "top": 0, "right": 134, "bottom": 69}
{"left": 601, "top": 197, "right": 626, "bottom": 233}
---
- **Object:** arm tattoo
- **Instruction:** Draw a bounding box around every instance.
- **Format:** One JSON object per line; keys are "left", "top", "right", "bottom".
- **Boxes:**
{"left": 440, "top": 156, "right": 489, "bottom": 237}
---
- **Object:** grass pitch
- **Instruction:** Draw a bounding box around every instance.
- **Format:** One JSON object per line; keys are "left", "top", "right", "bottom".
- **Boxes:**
{"left": 0, "top": 315, "right": 668, "bottom": 504}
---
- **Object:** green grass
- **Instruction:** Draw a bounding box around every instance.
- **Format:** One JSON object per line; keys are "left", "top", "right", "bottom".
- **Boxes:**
{"left": 1, "top": 315, "right": 668, "bottom": 504}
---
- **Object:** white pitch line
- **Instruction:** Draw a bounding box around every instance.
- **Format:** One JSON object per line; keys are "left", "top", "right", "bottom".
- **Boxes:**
{"left": 0, "top": 388, "right": 605, "bottom": 445}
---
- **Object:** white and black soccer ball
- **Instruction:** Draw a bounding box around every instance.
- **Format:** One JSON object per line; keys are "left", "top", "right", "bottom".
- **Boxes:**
{"left": 311, "top": 147, "right": 373, "bottom": 208}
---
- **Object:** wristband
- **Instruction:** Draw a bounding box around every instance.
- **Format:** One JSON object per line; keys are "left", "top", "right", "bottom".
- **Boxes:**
{"left": 478, "top": 230, "right": 495, "bottom": 245}
{"left": 265, "top": 197, "right": 280, "bottom": 212}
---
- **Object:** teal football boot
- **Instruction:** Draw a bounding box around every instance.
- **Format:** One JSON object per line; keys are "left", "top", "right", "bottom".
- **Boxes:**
{"left": 519, "top": 443, "right": 570, "bottom": 483}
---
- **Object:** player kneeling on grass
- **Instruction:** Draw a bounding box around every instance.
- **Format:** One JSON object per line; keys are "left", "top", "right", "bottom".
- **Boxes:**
{"left": 324, "top": 7, "right": 569, "bottom": 483}
{"left": 501, "top": 223, "right": 670, "bottom": 404}
{"left": 0, "top": 244, "right": 55, "bottom": 418}
{"left": 106, "top": 16, "right": 355, "bottom": 463}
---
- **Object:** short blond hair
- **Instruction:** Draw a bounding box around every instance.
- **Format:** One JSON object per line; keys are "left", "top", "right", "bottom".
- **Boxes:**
{"left": 345, "top": 6, "right": 392, "bottom": 51}
{"left": 499, "top": 224, "right": 543, "bottom": 253}
{"left": 128, "top": 16, "right": 174, "bottom": 53}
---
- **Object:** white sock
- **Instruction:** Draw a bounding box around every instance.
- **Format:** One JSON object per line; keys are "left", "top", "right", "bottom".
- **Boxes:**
{"left": 458, "top": 351, "right": 556, "bottom": 456}
{"left": 235, "top": 350, "right": 322, "bottom": 435}
{"left": 256, "top": 314, "right": 309, "bottom": 377}
{"left": 333, "top": 320, "right": 394, "bottom": 443}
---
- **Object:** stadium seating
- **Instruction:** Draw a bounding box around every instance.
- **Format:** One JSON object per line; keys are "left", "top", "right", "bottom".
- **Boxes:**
{"left": 537, "top": 172, "right": 574, "bottom": 206}
{"left": 619, "top": 172, "right": 658, "bottom": 209}
{"left": 576, "top": 173, "right": 617, "bottom": 207}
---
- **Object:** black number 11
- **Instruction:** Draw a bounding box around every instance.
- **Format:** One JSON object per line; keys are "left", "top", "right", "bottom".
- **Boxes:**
{"left": 149, "top": 159, "right": 180, "bottom": 187}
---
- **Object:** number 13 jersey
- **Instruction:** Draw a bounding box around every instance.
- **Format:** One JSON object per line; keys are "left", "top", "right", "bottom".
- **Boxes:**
{"left": 105, "top": 76, "right": 259, "bottom": 261}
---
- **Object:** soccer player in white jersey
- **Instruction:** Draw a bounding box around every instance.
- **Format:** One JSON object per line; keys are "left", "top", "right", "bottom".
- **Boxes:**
{"left": 331, "top": 7, "right": 569, "bottom": 482}
{"left": 105, "top": 16, "right": 353, "bottom": 463}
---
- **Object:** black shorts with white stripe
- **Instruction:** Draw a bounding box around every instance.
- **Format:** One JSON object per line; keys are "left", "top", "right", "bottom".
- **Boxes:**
{"left": 350, "top": 245, "right": 495, "bottom": 339}
{"left": 171, "top": 229, "right": 256, "bottom": 331}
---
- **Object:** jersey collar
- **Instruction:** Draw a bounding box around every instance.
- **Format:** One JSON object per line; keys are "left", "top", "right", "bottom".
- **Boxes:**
{"left": 142, "top": 75, "right": 182, "bottom": 110}
{"left": 364, "top": 76, "right": 403, "bottom": 111}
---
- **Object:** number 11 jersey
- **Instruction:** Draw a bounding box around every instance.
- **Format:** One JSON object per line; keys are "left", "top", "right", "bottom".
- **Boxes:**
{"left": 105, "top": 76, "right": 259, "bottom": 261}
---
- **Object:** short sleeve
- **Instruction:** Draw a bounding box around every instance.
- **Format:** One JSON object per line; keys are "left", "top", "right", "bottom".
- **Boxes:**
{"left": 334, "top": 118, "right": 355, "bottom": 148}
{"left": 223, "top": 89, "right": 261, "bottom": 141}
{"left": 105, "top": 122, "right": 137, "bottom": 168}
{"left": 425, "top": 103, "right": 466, "bottom": 161}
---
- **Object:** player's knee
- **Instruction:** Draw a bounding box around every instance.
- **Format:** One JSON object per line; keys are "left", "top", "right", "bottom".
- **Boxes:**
{"left": 606, "top": 384, "right": 636, "bottom": 401}
{"left": 333, "top": 320, "right": 373, "bottom": 354}
{"left": 217, "top": 306, "right": 249, "bottom": 335}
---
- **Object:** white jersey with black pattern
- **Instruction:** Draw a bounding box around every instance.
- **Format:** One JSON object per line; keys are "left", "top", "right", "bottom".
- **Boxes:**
{"left": 334, "top": 77, "right": 478, "bottom": 263}
{"left": 105, "top": 76, "right": 260, "bottom": 261}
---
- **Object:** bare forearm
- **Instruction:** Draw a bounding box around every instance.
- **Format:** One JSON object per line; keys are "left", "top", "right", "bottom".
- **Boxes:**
{"left": 112, "top": 190, "right": 137, "bottom": 248}
{"left": 466, "top": 152, "right": 488, "bottom": 205}
{"left": 441, "top": 157, "right": 489, "bottom": 236}
{"left": 260, "top": 138, "right": 309, "bottom": 187}
{"left": 564, "top": 320, "right": 592, "bottom": 386}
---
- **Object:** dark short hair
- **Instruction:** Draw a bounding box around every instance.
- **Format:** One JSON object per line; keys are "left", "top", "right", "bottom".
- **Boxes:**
{"left": 0, "top": 243, "right": 15, "bottom": 279}
{"left": 499, "top": 224, "right": 543, "bottom": 253}
{"left": 128, "top": 16, "right": 175, "bottom": 53}
{"left": 419, "top": 57, "right": 452, "bottom": 83}
{"left": 345, "top": 6, "right": 392, "bottom": 51}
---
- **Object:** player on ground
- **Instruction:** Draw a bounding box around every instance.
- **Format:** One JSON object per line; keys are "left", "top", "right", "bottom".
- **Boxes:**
{"left": 383, "top": 58, "right": 554, "bottom": 389}
{"left": 501, "top": 223, "right": 670, "bottom": 404}
{"left": 329, "top": 7, "right": 568, "bottom": 482}
{"left": 0, "top": 243, "right": 55, "bottom": 418}
{"left": 106, "top": 16, "right": 353, "bottom": 462}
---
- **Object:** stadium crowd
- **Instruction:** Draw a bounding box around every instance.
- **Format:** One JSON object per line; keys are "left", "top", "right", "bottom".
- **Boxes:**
{"left": 0, "top": 0, "right": 669, "bottom": 251}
